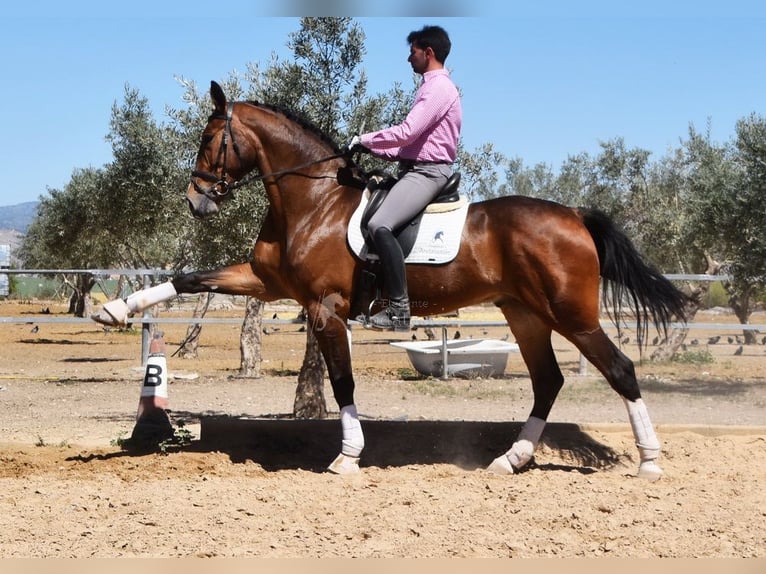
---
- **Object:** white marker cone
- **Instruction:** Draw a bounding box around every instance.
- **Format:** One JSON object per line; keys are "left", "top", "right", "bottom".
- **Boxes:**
{"left": 131, "top": 331, "right": 173, "bottom": 444}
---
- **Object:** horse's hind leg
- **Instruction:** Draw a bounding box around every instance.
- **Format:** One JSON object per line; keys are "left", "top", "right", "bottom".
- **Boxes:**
{"left": 570, "top": 328, "right": 663, "bottom": 481}
{"left": 487, "top": 305, "right": 564, "bottom": 475}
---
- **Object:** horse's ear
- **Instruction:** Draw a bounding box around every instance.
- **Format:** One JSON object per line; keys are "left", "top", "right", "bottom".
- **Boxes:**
{"left": 210, "top": 81, "right": 227, "bottom": 114}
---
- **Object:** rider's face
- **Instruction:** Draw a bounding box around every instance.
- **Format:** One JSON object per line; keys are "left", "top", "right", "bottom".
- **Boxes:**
{"left": 408, "top": 44, "right": 430, "bottom": 74}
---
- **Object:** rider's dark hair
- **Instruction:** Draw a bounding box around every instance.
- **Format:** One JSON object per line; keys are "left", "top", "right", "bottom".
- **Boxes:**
{"left": 407, "top": 25, "right": 451, "bottom": 63}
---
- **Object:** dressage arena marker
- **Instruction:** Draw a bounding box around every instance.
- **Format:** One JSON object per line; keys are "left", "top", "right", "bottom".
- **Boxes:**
{"left": 136, "top": 330, "right": 169, "bottom": 420}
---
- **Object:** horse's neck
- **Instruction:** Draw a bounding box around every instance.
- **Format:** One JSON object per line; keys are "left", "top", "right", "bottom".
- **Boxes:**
{"left": 244, "top": 109, "right": 349, "bottom": 225}
{"left": 245, "top": 104, "right": 332, "bottom": 175}
{"left": 248, "top": 124, "right": 361, "bottom": 263}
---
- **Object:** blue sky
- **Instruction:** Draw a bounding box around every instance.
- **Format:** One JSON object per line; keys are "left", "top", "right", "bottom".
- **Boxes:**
{"left": 2, "top": 2, "right": 764, "bottom": 206}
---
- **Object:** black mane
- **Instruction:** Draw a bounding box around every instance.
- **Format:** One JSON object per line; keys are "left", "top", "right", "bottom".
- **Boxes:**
{"left": 247, "top": 101, "right": 341, "bottom": 153}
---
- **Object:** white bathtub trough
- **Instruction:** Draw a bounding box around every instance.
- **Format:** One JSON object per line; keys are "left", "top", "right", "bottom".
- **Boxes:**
{"left": 390, "top": 338, "right": 519, "bottom": 378}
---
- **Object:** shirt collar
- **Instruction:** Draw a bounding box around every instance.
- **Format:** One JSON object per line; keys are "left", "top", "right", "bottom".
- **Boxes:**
{"left": 423, "top": 68, "right": 449, "bottom": 82}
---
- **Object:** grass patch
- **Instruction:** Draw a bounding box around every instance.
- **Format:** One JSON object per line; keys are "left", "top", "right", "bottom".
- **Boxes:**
{"left": 671, "top": 349, "right": 715, "bottom": 365}
{"left": 110, "top": 432, "right": 128, "bottom": 448}
{"left": 396, "top": 367, "right": 420, "bottom": 380}
{"left": 34, "top": 436, "right": 69, "bottom": 448}
{"left": 157, "top": 423, "right": 194, "bottom": 455}
{"left": 408, "top": 379, "right": 461, "bottom": 397}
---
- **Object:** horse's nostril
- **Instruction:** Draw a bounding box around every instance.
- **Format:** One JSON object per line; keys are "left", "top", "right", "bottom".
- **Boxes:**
{"left": 185, "top": 195, "right": 217, "bottom": 219}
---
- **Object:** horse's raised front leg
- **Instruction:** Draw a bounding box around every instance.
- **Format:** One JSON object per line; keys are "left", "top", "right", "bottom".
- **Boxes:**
{"left": 487, "top": 305, "right": 563, "bottom": 475}
{"left": 304, "top": 295, "right": 364, "bottom": 475}
{"left": 91, "top": 262, "right": 273, "bottom": 327}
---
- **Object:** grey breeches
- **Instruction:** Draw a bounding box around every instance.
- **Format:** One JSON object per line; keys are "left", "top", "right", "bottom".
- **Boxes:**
{"left": 367, "top": 162, "right": 453, "bottom": 236}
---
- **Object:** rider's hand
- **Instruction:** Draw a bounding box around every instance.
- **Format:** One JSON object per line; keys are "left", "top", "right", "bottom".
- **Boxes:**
{"left": 344, "top": 135, "right": 365, "bottom": 154}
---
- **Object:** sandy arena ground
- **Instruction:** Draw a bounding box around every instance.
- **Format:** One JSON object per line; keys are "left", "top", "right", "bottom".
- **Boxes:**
{"left": 0, "top": 298, "right": 764, "bottom": 558}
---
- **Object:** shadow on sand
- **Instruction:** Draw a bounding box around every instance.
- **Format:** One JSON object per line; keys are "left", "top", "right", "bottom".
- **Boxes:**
{"left": 191, "top": 416, "right": 623, "bottom": 474}
{"left": 66, "top": 415, "right": 624, "bottom": 475}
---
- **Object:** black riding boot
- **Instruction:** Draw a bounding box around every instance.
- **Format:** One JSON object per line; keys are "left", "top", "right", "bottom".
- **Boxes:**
{"left": 368, "top": 227, "right": 411, "bottom": 332}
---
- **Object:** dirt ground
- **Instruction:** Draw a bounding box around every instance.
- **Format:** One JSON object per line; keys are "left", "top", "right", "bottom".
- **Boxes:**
{"left": 0, "top": 298, "right": 764, "bottom": 558}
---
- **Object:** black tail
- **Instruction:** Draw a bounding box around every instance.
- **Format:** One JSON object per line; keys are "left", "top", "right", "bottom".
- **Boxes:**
{"left": 580, "top": 208, "right": 689, "bottom": 347}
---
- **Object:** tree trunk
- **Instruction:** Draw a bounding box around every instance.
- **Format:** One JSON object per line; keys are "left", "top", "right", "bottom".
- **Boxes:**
{"left": 238, "top": 297, "right": 264, "bottom": 377}
{"left": 728, "top": 287, "right": 757, "bottom": 345}
{"left": 66, "top": 273, "right": 96, "bottom": 318}
{"left": 650, "top": 257, "right": 719, "bottom": 362}
{"left": 177, "top": 293, "right": 212, "bottom": 359}
{"left": 112, "top": 275, "right": 128, "bottom": 301}
{"left": 293, "top": 322, "right": 327, "bottom": 419}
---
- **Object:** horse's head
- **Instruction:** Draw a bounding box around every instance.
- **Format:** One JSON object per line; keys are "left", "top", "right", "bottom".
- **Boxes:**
{"left": 186, "top": 81, "right": 248, "bottom": 218}
{"left": 187, "top": 81, "right": 360, "bottom": 219}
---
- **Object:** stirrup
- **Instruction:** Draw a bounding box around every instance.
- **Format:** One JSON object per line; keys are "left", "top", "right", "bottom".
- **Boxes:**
{"left": 366, "top": 302, "right": 411, "bottom": 332}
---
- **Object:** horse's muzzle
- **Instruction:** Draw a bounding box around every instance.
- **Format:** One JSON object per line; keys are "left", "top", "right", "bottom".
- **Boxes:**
{"left": 186, "top": 192, "right": 220, "bottom": 219}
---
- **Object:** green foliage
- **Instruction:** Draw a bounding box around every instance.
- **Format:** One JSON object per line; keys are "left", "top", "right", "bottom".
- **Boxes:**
{"left": 457, "top": 143, "right": 511, "bottom": 201}
{"left": 727, "top": 114, "right": 766, "bottom": 289}
{"left": 157, "top": 423, "right": 194, "bottom": 455}
{"left": 10, "top": 276, "right": 61, "bottom": 299}
{"left": 704, "top": 282, "right": 729, "bottom": 308}
{"left": 19, "top": 168, "right": 107, "bottom": 268}
{"left": 671, "top": 349, "right": 715, "bottom": 365}
{"left": 20, "top": 86, "right": 190, "bottom": 278}
{"left": 110, "top": 432, "right": 128, "bottom": 447}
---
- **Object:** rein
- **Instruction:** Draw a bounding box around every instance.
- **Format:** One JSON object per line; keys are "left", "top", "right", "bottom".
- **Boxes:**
{"left": 191, "top": 102, "right": 349, "bottom": 200}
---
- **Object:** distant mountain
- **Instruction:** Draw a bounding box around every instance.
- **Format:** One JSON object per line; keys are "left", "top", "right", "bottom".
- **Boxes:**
{"left": 0, "top": 201, "right": 38, "bottom": 233}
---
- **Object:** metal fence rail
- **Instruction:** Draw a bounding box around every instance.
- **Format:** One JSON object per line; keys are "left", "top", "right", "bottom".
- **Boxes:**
{"left": 0, "top": 268, "right": 759, "bottom": 374}
{"left": 2, "top": 315, "right": 764, "bottom": 331}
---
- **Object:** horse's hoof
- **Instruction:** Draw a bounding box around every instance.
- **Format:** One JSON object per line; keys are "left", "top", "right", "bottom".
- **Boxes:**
{"left": 637, "top": 460, "right": 663, "bottom": 481}
{"left": 327, "top": 453, "right": 360, "bottom": 475}
{"left": 486, "top": 454, "right": 515, "bottom": 475}
{"left": 91, "top": 299, "right": 129, "bottom": 327}
{"left": 90, "top": 311, "right": 116, "bottom": 326}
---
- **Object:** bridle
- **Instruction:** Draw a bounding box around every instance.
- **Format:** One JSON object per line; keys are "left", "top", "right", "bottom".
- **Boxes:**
{"left": 190, "top": 102, "right": 350, "bottom": 201}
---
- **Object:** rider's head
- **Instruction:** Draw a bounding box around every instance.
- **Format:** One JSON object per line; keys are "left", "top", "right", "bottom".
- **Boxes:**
{"left": 407, "top": 25, "right": 451, "bottom": 73}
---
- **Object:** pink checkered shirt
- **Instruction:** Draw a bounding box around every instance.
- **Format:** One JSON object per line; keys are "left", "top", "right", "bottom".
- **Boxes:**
{"left": 360, "top": 69, "right": 462, "bottom": 164}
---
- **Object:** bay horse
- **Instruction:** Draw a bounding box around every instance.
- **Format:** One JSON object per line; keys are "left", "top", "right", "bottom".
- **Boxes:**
{"left": 93, "top": 81, "right": 687, "bottom": 480}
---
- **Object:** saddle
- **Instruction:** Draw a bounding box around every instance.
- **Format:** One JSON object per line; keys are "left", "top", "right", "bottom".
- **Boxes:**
{"left": 342, "top": 169, "right": 467, "bottom": 322}
{"left": 359, "top": 171, "right": 462, "bottom": 259}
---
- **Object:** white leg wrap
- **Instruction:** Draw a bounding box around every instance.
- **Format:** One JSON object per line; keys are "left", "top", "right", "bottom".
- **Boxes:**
{"left": 624, "top": 398, "right": 663, "bottom": 481}
{"left": 127, "top": 281, "right": 178, "bottom": 313}
{"left": 327, "top": 405, "right": 364, "bottom": 475}
{"left": 92, "top": 281, "right": 178, "bottom": 327}
{"left": 339, "top": 404, "right": 365, "bottom": 457}
{"left": 624, "top": 398, "right": 660, "bottom": 458}
{"left": 487, "top": 416, "right": 546, "bottom": 475}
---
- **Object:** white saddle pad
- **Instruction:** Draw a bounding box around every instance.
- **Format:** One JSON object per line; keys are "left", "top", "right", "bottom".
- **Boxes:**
{"left": 347, "top": 191, "right": 470, "bottom": 264}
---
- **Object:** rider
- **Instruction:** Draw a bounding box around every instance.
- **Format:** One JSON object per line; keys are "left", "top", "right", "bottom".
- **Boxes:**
{"left": 347, "top": 24, "right": 463, "bottom": 332}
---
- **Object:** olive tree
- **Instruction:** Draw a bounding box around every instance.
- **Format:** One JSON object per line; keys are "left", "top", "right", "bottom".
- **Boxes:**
{"left": 683, "top": 116, "right": 766, "bottom": 343}
{"left": 20, "top": 86, "right": 189, "bottom": 316}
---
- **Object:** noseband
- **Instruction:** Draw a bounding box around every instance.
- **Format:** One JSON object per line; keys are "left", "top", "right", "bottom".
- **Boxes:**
{"left": 191, "top": 103, "right": 241, "bottom": 200}
{"left": 190, "top": 103, "right": 352, "bottom": 202}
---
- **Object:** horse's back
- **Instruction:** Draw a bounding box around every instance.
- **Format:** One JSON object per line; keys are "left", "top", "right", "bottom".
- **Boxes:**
{"left": 467, "top": 194, "right": 587, "bottom": 238}
{"left": 464, "top": 194, "right": 601, "bottom": 291}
